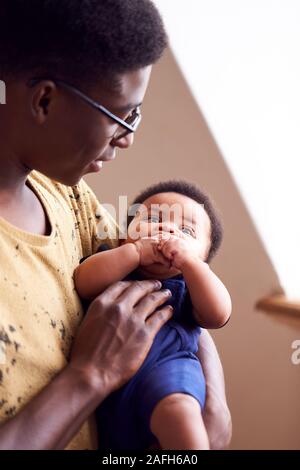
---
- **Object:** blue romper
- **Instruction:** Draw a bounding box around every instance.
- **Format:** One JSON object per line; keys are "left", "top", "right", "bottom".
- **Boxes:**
{"left": 80, "top": 245, "right": 206, "bottom": 450}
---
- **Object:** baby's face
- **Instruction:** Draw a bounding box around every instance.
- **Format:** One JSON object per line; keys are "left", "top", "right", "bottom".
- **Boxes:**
{"left": 125, "top": 192, "right": 212, "bottom": 278}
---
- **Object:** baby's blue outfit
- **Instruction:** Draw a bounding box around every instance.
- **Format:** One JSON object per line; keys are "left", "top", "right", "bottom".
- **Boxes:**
{"left": 80, "top": 245, "right": 206, "bottom": 450}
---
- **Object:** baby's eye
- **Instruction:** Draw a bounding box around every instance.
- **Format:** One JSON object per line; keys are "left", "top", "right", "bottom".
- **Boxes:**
{"left": 147, "top": 215, "right": 160, "bottom": 223}
{"left": 181, "top": 226, "right": 195, "bottom": 237}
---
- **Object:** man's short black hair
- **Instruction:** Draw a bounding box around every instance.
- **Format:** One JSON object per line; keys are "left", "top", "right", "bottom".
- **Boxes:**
{"left": 128, "top": 180, "right": 223, "bottom": 263}
{"left": 0, "top": 0, "right": 167, "bottom": 88}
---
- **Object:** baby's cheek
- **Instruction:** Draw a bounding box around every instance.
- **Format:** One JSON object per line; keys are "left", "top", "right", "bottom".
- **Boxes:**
{"left": 177, "top": 239, "right": 196, "bottom": 259}
{"left": 178, "top": 238, "right": 191, "bottom": 251}
{"left": 194, "top": 242, "right": 207, "bottom": 260}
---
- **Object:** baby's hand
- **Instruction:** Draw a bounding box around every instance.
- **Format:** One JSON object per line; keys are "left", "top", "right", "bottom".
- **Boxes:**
{"left": 157, "top": 235, "right": 199, "bottom": 270}
{"left": 134, "top": 237, "right": 170, "bottom": 267}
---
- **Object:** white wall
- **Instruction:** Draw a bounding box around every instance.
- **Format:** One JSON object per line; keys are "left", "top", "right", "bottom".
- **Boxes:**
{"left": 154, "top": 0, "right": 300, "bottom": 298}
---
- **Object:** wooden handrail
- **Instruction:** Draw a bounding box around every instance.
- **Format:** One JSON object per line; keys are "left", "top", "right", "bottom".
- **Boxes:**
{"left": 256, "top": 295, "right": 300, "bottom": 316}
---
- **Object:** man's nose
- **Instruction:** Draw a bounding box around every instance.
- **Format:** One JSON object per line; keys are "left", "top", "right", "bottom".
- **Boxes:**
{"left": 113, "top": 132, "right": 135, "bottom": 149}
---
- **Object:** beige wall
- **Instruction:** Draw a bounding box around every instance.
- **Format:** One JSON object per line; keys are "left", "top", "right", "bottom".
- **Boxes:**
{"left": 85, "top": 50, "right": 300, "bottom": 450}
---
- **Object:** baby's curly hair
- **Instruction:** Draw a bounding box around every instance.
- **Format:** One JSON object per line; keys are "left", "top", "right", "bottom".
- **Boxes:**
{"left": 0, "top": 0, "right": 167, "bottom": 88}
{"left": 128, "top": 180, "right": 223, "bottom": 263}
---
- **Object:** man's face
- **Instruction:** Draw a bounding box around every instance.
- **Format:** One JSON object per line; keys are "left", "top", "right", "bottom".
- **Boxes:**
{"left": 20, "top": 66, "right": 152, "bottom": 186}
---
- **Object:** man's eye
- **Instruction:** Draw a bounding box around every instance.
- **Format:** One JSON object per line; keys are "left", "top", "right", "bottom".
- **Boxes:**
{"left": 181, "top": 226, "right": 194, "bottom": 236}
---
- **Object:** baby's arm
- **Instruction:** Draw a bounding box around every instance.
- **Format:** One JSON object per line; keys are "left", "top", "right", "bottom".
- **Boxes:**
{"left": 159, "top": 237, "right": 231, "bottom": 329}
{"left": 74, "top": 243, "right": 140, "bottom": 299}
{"left": 180, "top": 258, "right": 231, "bottom": 329}
{"left": 74, "top": 237, "right": 168, "bottom": 299}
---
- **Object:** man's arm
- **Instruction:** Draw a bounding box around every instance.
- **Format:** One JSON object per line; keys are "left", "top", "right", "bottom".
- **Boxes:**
{"left": 0, "top": 280, "right": 173, "bottom": 449}
{"left": 197, "top": 329, "right": 232, "bottom": 450}
{"left": 0, "top": 365, "right": 104, "bottom": 450}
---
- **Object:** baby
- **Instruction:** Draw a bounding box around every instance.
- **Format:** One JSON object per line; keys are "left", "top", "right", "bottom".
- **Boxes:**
{"left": 74, "top": 180, "right": 231, "bottom": 450}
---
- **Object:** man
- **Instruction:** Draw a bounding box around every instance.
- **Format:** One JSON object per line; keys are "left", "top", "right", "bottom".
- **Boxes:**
{"left": 0, "top": 0, "right": 231, "bottom": 449}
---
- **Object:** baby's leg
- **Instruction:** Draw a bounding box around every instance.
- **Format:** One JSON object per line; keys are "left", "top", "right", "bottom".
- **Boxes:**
{"left": 150, "top": 393, "right": 209, "bottom": 450}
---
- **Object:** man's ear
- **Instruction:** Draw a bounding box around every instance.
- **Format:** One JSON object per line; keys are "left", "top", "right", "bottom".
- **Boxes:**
{"left": 30, "top": 81, "right": 57, "bottom": 124}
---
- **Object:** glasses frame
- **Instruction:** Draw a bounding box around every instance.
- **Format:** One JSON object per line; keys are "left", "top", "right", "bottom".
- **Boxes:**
{"left": 27, "top": 78, "right": 142, "bottom": 141}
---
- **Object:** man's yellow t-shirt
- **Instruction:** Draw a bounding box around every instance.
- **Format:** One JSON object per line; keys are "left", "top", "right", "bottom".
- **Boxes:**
{"left": 0, "top": 170, "right": 118, "bottom": 449}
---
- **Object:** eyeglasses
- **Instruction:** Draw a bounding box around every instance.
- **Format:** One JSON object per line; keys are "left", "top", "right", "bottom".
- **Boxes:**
{"left": 27, "top": 78, "right": 142, "bottom": 141}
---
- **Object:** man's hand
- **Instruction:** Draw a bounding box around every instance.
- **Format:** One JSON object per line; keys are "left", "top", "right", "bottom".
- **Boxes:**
{"left": 0, "top": 280, "right": 174, "bottom": 450}
{"left": 70, "top": 279, "right": 174, "bottom": 394}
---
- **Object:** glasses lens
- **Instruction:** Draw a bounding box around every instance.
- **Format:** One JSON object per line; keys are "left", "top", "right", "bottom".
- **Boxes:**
{"left": 113, "top": 108, "right": 142, "bottom": 141}
{"left": 126, "top": 108, "right": 141, "bottom": 128}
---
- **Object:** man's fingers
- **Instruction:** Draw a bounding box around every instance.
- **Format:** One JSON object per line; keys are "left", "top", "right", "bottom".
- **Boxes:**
{"left": 96, "top": 280, "right": 133, "bottom": 303}
{"left": 134, "top": 288, "right": 172, "bottom": 319}
{"left": 116, "top": 279, "right": 162, "bottom": 308}
{"left": 146, "top": 305, "right": 174, "bottom": 337}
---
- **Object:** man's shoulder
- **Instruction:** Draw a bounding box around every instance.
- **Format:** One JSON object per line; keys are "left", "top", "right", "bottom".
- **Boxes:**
{"left": 28, "top": 170, "right": 86, "bottom": 202}
{"left": 27, "top": 170, "right": 101, "bottom": 219}
{"left": 28, "top": 170, "right": 119, "bottom": 253}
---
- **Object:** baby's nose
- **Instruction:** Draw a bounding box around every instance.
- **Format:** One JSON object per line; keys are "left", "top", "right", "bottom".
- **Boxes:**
{"left": 159, "top": 223, "right": 175, "bottom": 234}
